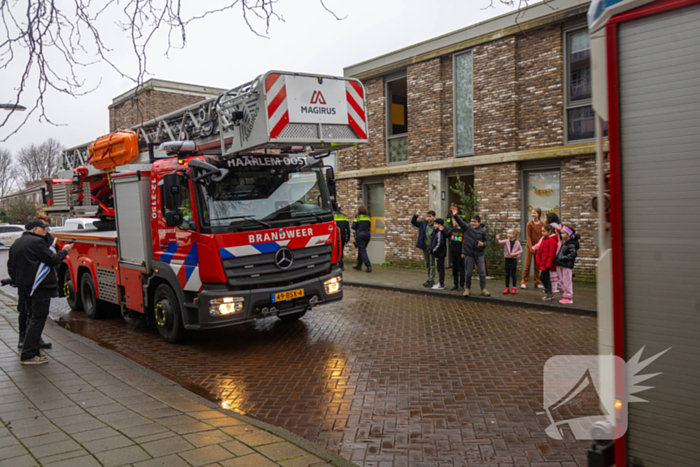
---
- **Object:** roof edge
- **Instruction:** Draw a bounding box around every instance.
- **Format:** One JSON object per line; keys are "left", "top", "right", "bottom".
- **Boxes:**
{"left": 109, "top": 79, "right": 227, "bottom": 108}
{"left": 344, "top": 0, "right": 590, "bottom": 79}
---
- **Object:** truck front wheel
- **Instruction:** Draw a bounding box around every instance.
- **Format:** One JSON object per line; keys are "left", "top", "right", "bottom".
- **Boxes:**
{"left": 153, "top": 284, "right": 186, "bottom": 344}
{"left": 64, "top": 269, "right": 83, "bottom": 312}
{"left": 80, "top": 273, "right": 101, "bottom": 319}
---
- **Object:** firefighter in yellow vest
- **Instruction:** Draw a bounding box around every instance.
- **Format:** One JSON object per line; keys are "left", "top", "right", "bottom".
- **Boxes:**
{"left": 351, "top": 206, "right": 372, "bottom": 273}
{"left": 334, "top": 205, "right": 351, "bottom": 270}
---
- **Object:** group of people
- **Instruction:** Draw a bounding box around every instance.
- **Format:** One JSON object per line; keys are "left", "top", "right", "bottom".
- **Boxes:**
{"left": 410, "top": 204, "right": 581, "bottom": 304}
{"left": 6, "top": 215, "right": 73, "bottom": 364}
{"left": 411, "top": 206, "right": 490, "bottom": 296}
{"left": 521, "top": 208, "right": 581, "bottom": 303}
{"left": 333, "top": 204, "right": 372, "bottom": 273}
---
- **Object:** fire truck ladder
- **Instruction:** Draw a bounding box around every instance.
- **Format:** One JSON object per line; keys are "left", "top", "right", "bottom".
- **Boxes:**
{"left": 59, "top": 71, "right": 368, "bottom": 171}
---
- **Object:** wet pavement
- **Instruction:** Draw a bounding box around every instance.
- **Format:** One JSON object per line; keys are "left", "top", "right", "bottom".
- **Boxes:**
{"left": 0, "top": 250, "right": 599, "bottom": 466}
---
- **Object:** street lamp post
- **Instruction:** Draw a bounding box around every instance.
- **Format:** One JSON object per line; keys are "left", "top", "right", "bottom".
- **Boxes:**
{"left": 0, "top": 104, "right": 26, "bottom": 111}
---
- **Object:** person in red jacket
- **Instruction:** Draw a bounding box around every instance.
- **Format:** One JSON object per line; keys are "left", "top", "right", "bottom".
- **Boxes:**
{"left": 536, "top": 224, "right": 558, "bottom": 301}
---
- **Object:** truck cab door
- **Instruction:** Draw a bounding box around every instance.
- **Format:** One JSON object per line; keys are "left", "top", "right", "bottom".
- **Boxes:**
{"left": 155, "top": 171, "right": 202, "bottom": 293}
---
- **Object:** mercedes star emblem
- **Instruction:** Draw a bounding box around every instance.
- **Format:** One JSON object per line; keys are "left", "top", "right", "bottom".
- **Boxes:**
{"left": 275, "top": 247, "right": 294, "bottom": 270}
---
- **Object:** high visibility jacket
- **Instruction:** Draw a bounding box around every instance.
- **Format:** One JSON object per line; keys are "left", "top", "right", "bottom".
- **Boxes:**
{"left": 352, "top": 214, "right": 371, "bottom": 234}
{"left": 334, "top": 211, "right": 350, "bottom": 243}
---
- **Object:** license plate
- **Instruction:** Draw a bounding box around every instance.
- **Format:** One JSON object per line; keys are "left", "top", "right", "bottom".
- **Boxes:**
{"left": 272, "top": 288, "right": 304, "bottom": 303}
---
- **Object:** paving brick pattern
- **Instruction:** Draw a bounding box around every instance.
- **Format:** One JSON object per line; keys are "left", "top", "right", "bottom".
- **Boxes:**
{"left": 0, "top": 293, "right": 341, "bottom": 467}
{"left": 10, "top": 285, "right": 600, "bottom": 466}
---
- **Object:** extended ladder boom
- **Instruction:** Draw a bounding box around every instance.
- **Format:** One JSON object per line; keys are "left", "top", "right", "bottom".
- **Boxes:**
{"left": 60, "top": 71, "right": 368, "bottom": 171}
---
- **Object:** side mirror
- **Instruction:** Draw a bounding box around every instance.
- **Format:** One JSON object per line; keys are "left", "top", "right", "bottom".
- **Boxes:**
{"left": 325, "top": 167, "right": 336, "bottom": 187}
{"left": 164, "top": 210, "right": 184, "bottom": 228}
{"left": 162, "top": 173, "right": 182, "bottom": 211}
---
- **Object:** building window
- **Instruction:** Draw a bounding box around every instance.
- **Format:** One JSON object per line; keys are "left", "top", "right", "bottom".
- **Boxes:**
{"left": 524, "top": 170, "right": 561, "bottom": 232}
{"left": 364, "top": 183, "right": 385, "bottom": 234}
{"left": 454, "top": 51, "right": 474, "bottom": 156}
{"left": 386, "top": 75, "right": 408, "bottom": 164}
{"left": 565, "top": 28, "right": 595, "bottom": 142}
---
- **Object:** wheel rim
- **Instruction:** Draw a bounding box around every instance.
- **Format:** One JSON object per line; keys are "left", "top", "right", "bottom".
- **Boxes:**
{"left": 64, "top": 271, "right": 73, "bottom": 302}
{"left": 155, "top": 298, "right": 174, "bottom": 333}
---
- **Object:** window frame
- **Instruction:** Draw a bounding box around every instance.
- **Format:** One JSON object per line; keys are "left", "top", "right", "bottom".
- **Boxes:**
{"left": 385, "top": 71, "right": 409, "bottom": 166}
{"left": 563, "top": 23, "right": 595, "bottom": 145}
{"left": 453, "top": 49, "right": 475, "bottom": 157}
{"left": 520, "top": 161, "right": 562, "bottom": 242}
{"left": 362, "top": 180, "right": 385, "bottom": 236}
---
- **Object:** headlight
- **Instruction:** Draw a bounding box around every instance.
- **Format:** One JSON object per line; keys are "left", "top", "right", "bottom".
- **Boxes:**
{"left": 209, "top": 297, "right": 244, "bottom": 316}
{"left": 323, "top": 276, "right": 342, "bottom": 295}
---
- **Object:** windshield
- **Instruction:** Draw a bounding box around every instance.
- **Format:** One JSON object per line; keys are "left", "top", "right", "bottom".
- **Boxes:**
{"left": 195, "top": 165, "right": 332, "bottom": 232}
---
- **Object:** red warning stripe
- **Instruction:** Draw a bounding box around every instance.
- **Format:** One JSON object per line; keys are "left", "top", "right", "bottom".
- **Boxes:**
{"left": 346, "top": 90, "right": 365, "bottom": 122}
{"left": 270, "top": 112, "right": 290, "bottom": 139}
{"left": 265, "top": 73, "right": 281, "bottom": 92}
{"left": 348, "top": 114, "right": 367, "bottom": 140}
{"left": 350, "top": 80, "right": 364, "bottom": 99}
{"left": 267, "top": 85, "right": 287, "bottom": 119}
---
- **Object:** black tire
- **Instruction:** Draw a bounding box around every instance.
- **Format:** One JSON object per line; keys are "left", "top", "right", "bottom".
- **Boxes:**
{"left": 80, "top": 272, "right": 100, "bottom": 319}
{"left": 278, "top": 309, "right": 307, "bottom": 322}
{"left": 64, "top": 269, "right": 83, "bottom": 311}
{"left": 153, "top": 284, "right": 186, "bottom": 344}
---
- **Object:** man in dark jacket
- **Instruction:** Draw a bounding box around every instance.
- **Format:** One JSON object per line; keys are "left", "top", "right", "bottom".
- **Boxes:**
{"left": 8, "top": 220, "right": 73, "bottom": 364}
{"left": 334, "top": 205, "right": 351, "bottom": 271}
{"left": 430, "top": 219, "right": 447, "bottom": 290}
{"left": 450, "top": 207, "right": 491, "bottom": 297}
{"left": 411, "top": 210, "right": 436, "bottom": 287}
{"left": 16, "top": 215, "right": 56, "bottom": 351}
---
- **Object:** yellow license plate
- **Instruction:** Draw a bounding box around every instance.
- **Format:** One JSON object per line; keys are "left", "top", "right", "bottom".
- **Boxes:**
{"left": 272, "top": 288, "right": 304, "bottom": 303}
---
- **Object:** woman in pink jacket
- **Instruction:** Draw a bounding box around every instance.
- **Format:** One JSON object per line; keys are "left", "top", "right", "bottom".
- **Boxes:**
{"left": 496, "top": 228, "right": 523, "bottom": 295}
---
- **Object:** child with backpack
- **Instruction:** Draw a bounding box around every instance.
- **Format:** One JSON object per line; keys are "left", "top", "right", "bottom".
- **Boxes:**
{"left": 448, "top": 219, "right": 465, "bottom": 291}
{"left": 556, "top": 226, "right": 580, "bottom": 304}
{"left": 496, "top": 228, "right": 523, "bottom": 295}
{"left": 536, "top": 224, "right": 558, "bottom": 301}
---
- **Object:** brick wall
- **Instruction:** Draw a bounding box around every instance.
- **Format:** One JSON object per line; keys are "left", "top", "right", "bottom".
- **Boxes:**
{"left": 440, "top": 55, "right": 454, "bottom": 159}
{"left": 516, "top": 25, "right": 564, "bottom": 149}
{"left": 560, "top": 154, "right": 597, "bottom": 279}
{"left": 384, "top": 172, "right": 430, "bottom": 265}
{"left": 109, "top": 90, "right": 209, "bottom": 131}
{"left": 338, "top": 77, "right": 385, "bottom": 172}
{"left": 473, "top": 37, "right": 517, "bottom": 155}
{"left": 407, "top": 58, "right": 444, "bottom": 163}
{"left": 475, "top": 163, "right": 522, "bottom": 275}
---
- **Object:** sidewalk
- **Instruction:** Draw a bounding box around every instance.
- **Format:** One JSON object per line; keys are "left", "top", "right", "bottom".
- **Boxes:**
{"left": 0, "top": 293, "right": 354, "bottom": 467}
{"left": 343, "top": 265, "right": 596, "bottom": 315}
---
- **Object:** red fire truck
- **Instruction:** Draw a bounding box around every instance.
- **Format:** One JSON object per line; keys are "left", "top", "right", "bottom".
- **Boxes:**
{"left": 589, "top": 0, "right": 700, "bottom": 465}
{"left": 45, "top": 71, "right": 368, "bottom": 343}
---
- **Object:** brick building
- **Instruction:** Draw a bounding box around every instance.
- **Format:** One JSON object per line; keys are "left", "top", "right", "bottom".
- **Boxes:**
{"left": 109, "top": 79, "right": 226, "bottom": 131}
{"left": 338, "top": 0, "right": 601, "bottom": 279}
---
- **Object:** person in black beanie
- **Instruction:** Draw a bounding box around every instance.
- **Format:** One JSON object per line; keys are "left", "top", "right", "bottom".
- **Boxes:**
{"left": 8, "top": 220, "right": 73, "bottom": 365}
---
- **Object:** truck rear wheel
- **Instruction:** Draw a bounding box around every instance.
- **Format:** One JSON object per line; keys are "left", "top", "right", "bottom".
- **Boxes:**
{"left": 64, "top": 269, "right": 83, "bottom": 312}
{"left": 80, "top": 273, "right": 101, "bottom": 319}
{"left": 153, "top": 284, "right": 186, "bottom": 344}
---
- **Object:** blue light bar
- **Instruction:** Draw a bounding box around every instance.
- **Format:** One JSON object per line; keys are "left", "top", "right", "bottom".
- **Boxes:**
{"left": 588, "top": 0, "right": 626, "bottom": 27}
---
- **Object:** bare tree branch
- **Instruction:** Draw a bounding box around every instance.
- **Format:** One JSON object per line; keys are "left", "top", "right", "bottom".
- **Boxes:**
{"left": 14, "top": 137, "right": 63, "bottom": 186}
{"left": 0, "top": 0, "right": 345, "bottom": 142}
{"left": 0, "top": 147, "right": 17, "bottom": 196}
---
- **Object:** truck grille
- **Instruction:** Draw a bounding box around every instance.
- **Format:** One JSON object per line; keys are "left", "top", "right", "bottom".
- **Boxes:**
{"left": 222, "top": 245, "right": 332, "bottom": 287}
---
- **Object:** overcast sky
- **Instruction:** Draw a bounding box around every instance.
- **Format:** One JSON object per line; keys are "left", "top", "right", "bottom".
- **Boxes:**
{"left": 0, "top": 0, "right": 519, "bottom": 159}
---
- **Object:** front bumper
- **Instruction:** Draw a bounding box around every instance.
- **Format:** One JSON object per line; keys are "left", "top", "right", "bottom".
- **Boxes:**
{"left": 186, "top": 267, "right": 343, "bottom": 330}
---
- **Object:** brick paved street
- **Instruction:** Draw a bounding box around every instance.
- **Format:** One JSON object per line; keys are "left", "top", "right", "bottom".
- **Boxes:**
{"left": 10, "top": 280, "right": 598, "bottom": 467}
